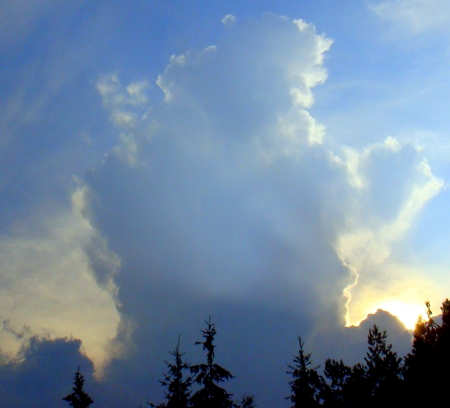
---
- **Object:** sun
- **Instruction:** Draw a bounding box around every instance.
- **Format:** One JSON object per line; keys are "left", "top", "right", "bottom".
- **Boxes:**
{"left": 378, "top": 300, "right": 427, "bottom": 331}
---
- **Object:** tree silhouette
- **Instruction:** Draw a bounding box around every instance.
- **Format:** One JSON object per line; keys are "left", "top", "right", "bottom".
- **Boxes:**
{"left": 138, "top": 302, "right": 450, "bottom": 407}
{"left": 148, "top": 335, "right": 193, "bottom": 408}
{"left": 322, "top": 358, "right": 352, "bottom": 407}
{"left": 62, "top": 367, "right": 93, "bottom": 408}
{"left": 286, "top": 337, "right": 324, "bottom": 407}
{"left": 236, "top": 395, "right": 256, "bottom": 408}
{"left": 322, "top": 325, "right": 403, "bottom": 408}
{"left": 190, "top": 317, "right": 235, "bottom": 408}
{"left": 363, "top": 325, "right": 403, "bottom": 407}
{"left": 404, "top": 299, "right": 450, "bottom": 406}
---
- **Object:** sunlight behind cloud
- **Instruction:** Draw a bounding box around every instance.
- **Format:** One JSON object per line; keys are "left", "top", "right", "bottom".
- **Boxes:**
{"left": 377, "top": 301, "right": 426, "bottom": 330}
{"left": 345, "top": 259, "right": 450, "bottom": 332}
{"left": 3, "top": 1, "right": 450, "bottom": 406}
{"left": 335, "top": 137, "right": 444, "bottom": 327}
{"left": 0, "top": 192, "right": 121, "bottom": 378}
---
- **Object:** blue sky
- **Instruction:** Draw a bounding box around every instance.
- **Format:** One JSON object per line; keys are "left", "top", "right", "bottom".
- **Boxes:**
{"left": 1, "top": 1, "right": 450, "bottom": 407}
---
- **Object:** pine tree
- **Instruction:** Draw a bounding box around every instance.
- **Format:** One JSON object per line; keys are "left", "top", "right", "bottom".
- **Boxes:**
{"left": 322, "top": 359, "right": 352, "bottom": 407}
{"left": 403, "top": 300, "right": 436, "bottom": 405}
{"left": 149, "top": 335, "right": 193, "bottom": 408}
{"left": 323, "top": 325, "right": 403, "bottom": 408}
{"left": 363, "top": 325, "right": 403, "bottom": 407}
{"left": 190, "top": 317, "right": 235, "bottom": 408}
{"left": 62, "top": 367, "right": 94, "bottom": 408}
{"left": 404, "top": 299, "right": 450, "bottom": 406}
{"left": 286, "top": 337, "right": 324, "bottom": 408}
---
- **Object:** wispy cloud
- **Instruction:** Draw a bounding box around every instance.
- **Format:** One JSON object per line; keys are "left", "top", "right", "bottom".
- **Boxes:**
{"left": 369, "top": 0, "right": 450, "bottom": 35}
{"left": 0, "top": 1, "right": 85, "bottom": 52}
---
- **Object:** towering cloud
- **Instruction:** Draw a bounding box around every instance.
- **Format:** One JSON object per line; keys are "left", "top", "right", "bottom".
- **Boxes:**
{"left": 87, "top": 13, "right": 340, "bottom": 328}
{"left": 0, "top": 9, "right": 445, "bottom": 408}
{"left": 81, "top": 11, "right": 442, "bottom": 388}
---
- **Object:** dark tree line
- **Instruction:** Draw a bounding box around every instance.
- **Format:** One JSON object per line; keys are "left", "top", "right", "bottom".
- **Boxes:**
{"left": 286, "top": 298, "right": 450, "bottom": 407}
{"left": 63, "top": 299, "right": 450, "bottom": 408}
{"left": 293, "top": 325, "right": 404, "bottom": 407}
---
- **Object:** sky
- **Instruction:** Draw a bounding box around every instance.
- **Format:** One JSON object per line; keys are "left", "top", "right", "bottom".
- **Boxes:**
{"left": 1, "top": 0, "right": 450, "bottom": 407}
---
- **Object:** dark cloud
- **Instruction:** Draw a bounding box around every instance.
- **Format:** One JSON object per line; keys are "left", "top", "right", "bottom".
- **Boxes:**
{"left": 0, "top": 336, "right": 94, "bottom": 408}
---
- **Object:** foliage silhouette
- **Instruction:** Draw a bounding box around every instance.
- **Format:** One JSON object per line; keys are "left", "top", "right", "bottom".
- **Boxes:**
{"left": 286, "top": 337, "right": 324, "bottom": 407}
{"left": 141, "top": 299, "right": 450, "bottom": 407}
{"left": 404, "top": 299, "right": 450, "bottom": 406}
{"left": 147, "top": 335, "right": 193, "bottom": 408}
{"left": 189, "top": 316, "right": 235, "bottom": 408}
{"left": 62, "top": 367, "right": 94, "bottom": 408}
{"left": 322, "top": 359, "right": 352, "bottom": 407}
{"left": 236, "top": 395, "right": 256, "bottom": 408}
{"left": 363, "top": 325, "right": 403, "bottom": 407}
{"left": 322, "top": 325, "right": 403, "bottom": 408}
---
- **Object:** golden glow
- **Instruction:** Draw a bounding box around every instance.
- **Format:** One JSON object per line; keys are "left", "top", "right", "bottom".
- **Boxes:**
{"left": 377, "top": 301, "right": 427, "bottom": 330}
{"left": 0, "top": 203, "right": 122, "bottom": 379}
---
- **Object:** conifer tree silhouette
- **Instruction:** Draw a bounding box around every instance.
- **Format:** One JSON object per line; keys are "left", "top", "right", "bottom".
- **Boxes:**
{"left": 363, "top": 325, "right": 403, "bottom": 407}
{"left": 148, "top": 335, "right": 193, "bottom": 408}
{"left": 404, "top": 299, "right": 450, "bottom": 406}
{"left": 62, "top": 367, "right": 94, "bottom": 408}
{"left": 286, "top": 337, "right": 323, "bottom": 407}
{"left": 323, "top": 358, "right": 352, "bottom": 407}
{"left": 190, "top": 316, "right": 235, "bottom": 408}
{"left": 323, "top": 325, "right": 403, "bottom": 407}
